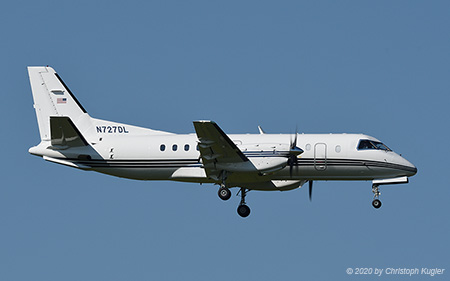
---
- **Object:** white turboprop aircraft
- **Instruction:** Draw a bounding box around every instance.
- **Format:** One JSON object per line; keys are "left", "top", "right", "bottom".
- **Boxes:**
{"left": 28, "top": 66, "right": 417, "bottom": 217}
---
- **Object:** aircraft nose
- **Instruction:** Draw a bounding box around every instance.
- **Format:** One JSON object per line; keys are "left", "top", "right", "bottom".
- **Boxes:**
{"left": 391, "top": 153, "right": 417, "bottom": 177}
{"left": 402, "top": 158, "right": 417, "bottom": 177}
{"left": 408, "top": 164, "right": 418, "bottom": 177}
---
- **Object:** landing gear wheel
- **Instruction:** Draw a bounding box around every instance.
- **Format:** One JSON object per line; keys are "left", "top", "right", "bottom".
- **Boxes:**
{"left": 218, "top": 187, "right": 231, "bottom": 201}
{"left": 237, "top": 204, "right": 251, "bottom": 218}
{"left": 372, "top": 199, "right": 382, "bottom": 209}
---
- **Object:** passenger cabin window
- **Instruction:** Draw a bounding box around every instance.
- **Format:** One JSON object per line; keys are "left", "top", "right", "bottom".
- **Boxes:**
{"left": 172, "top": 144, "right": 178, "bottom": 151}
{"left": 160, "top": 144, "right": 166, "bottom": 151}
{"left": 358, "top": 140, "right": 391, "bottom": 151}
{"left": 184, "top": 144, "right": 190, "bottom": 151}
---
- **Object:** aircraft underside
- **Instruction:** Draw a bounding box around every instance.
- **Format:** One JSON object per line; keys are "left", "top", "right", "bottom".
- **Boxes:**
{"left": 78, "top": 157, "right": 415, "bottom": 189}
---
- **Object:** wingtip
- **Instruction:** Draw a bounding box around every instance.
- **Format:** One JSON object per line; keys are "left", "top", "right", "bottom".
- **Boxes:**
{"left": 194, "top": 120, "right": 215, "bottom": 124}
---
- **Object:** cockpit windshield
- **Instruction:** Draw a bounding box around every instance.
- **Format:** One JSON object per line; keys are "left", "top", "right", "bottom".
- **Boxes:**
{"left": 358, "top": 140, "right": 391, "bottom": 151}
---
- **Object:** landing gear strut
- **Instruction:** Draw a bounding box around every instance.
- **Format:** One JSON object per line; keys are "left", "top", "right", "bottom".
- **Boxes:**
{"left": 372, "top": 184, "right": 382, "bottom": 209}
{"left": 237, "top": 188, "right": 251, "bottom": 218}
{"left": 217, "top": 171, "right": 231, "bottom": 201}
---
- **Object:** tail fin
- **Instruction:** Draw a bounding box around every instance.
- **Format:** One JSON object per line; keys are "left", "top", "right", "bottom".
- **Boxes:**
{"left": 28, "top": 66, "right": 90, "bottom": 141}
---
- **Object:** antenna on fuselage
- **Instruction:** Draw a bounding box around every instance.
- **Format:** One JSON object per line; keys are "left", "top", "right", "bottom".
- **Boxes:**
{"left": 258, "top": 125, "right": 265, "bottom": 134}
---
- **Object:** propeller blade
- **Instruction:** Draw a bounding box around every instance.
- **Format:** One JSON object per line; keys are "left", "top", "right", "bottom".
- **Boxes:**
{"left": 288, "top": 126, "right": 305, "bottom": 178}
{"left": 289, "top": 158, "right": 293, "bottom": 178}
{"left": 291, "top": 126, "right": 298, "bottom": 149}
{"left": 309, "top": 180, "right": 313, "bottom": 201}
{"left": 288, "top": 155, "right": 296, "bottom": 178}
{"left": 288, "top": 127, "right": 303, "bottom": 178}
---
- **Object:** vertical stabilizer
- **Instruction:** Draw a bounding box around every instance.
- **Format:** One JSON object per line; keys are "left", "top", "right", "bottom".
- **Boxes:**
{"left": 28, "top": 66, "right": 89, "bottom": 141}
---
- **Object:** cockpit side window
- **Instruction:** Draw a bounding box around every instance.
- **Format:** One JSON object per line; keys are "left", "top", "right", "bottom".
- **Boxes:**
{"left": 373, "top": 142, "right": 391, "bottom": 151}
{"left": 358, "top": 140, "right": 391, "bottom": 151}
{"left": 358, "top": 140, "right": 375, "bottom": 150}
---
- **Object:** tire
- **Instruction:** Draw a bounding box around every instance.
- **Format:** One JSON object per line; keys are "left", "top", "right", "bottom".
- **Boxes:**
{"left": 218, "top": 187, "right": 231, "bottom": 201}
{"left": 372, "top": 199, "right": 382, "bottom": 209}
{"left": 237, "top": 205, "right": 251, "bottom": 218}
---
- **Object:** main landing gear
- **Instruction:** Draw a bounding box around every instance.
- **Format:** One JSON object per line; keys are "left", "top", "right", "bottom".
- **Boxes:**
{"left": 216, "top": 185, "right": 251, "bottom": 218}
{"left": 372, "top": 184, "right": 382, "bottom": 209}
{"left": 237, "top": 188, "right": 250, "bottom": 218}
{"left": 218, "top": 171, "right": 232, "bottom": 201}
{"left": 217, "top": 172, "right": 251, "bottom": 217}
{"left": 218, "top": 185, "right": 232, "bottom": 201}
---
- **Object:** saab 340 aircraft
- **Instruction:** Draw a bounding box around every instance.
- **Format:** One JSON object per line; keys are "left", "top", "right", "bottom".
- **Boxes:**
{"left": 28, "top": 66, "right": 417, "bottom": 217}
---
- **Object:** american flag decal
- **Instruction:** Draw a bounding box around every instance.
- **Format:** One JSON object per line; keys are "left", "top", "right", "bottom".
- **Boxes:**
{"left": 57, "top": 98, "right": 67, "bottom": 104}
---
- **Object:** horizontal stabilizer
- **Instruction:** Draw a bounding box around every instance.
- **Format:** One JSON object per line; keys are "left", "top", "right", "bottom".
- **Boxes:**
{"left": 50, "top": 116, "right": 88, "bottom": 149}
{"left": 43, "top": 156, "right": 90, "bottom": 169}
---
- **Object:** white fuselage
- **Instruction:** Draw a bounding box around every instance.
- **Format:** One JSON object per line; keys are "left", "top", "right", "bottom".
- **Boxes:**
{"left": 30, "top": 131, "right": 417, "bottom": 190}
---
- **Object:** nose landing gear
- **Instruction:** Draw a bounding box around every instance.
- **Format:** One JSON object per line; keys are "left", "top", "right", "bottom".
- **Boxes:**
{"left": 372, "top": 184, "right": 382, "bottom": 209}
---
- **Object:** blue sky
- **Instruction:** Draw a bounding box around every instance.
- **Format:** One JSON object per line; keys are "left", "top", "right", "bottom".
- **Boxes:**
{"left": 1, "top": 1, "right": 449, "bottom": 280}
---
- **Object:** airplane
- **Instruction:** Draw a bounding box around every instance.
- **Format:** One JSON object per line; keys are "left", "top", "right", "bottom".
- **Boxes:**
{"left": 27, "top": 66, "right": 417, "bottom": 217}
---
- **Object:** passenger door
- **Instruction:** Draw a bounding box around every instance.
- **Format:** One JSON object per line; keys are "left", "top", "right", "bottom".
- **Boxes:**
{"left": 314, "top": 143, "right": 327, "bottom": 171}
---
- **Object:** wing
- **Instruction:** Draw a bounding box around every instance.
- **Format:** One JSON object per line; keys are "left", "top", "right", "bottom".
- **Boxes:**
{"left": 193, "top": 121, "right": 249, "bottom": 180}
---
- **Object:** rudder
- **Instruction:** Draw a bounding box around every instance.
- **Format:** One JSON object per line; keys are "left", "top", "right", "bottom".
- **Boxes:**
{"left": 28, "top": 66, "right": 89, "bottom": 141}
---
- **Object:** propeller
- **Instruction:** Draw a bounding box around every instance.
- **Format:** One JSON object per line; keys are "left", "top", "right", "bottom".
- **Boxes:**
{"left": 308, "top": 180, "right": 313, "bottom": 201}
{"left": 288, "top": 128, "right": 304, "bottom": 177}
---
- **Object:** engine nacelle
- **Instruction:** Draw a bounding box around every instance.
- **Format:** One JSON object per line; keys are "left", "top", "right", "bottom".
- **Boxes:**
{"left": 215, "top": 157, "right": 287, "bottom": 173}
{"left": 249, "top": 157, "right": 287, "bottom": 173}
